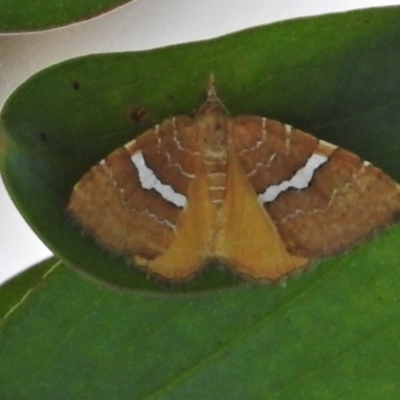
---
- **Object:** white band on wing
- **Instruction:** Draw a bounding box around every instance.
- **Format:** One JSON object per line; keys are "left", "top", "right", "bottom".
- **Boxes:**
{"left": 258, "top": 153, "right": 328, "bottom": 203}
{"left": 131, "top": 152, "right": 187, "bottom": 208}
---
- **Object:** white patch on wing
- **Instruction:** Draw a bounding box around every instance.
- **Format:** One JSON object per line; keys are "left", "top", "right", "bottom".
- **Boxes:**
{"left": 319, "top": 139, "right": 338, "bottom": 151}
{"left": 131, "top": 152, "right": 187, "bottom": 208}
{"left": 284, "top": 124, "right": 292, "bottom": 154}
{"left": 259, "top": 153, "right": 328, "bottom": 203}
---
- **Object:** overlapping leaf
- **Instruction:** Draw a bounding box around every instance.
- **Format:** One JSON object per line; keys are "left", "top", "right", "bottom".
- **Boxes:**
{"left": 1, "top": 229, "right": 400, "bottom": 399}
{"left": 0, "top": 0, "right": 133, "bottom": 32}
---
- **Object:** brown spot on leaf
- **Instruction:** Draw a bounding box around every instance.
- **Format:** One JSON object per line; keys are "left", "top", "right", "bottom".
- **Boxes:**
{"left": 129, "top": 107, "right": 148, "bottom": 123}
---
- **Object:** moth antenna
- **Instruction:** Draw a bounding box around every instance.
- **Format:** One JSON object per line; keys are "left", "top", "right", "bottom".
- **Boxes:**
{"left": 206, "top": 73, "right": 218, "bottom": 102}
{"left": 196, "top": 73, "right": 230, "bottom": 116}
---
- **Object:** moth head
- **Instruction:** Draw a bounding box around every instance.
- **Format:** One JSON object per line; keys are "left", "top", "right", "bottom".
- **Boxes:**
{"left": 195, "top": 79, "right": 229, "bottom": 152}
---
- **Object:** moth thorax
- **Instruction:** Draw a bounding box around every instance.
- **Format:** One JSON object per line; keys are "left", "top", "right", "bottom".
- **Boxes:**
{"left": 202, "top": 125, "right": 228, "bottom": 161}
{"left": 197, "top": 110, "right": 228, "bottom": 154}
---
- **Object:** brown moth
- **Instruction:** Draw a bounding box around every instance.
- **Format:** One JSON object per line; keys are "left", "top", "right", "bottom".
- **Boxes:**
{"left": 68, "top": 79, "right": 400, "bottom": 281}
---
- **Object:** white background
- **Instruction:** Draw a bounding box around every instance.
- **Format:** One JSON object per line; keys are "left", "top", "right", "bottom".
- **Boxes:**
{"left": 0, "top": 0, "right": 397, "bottom": 284}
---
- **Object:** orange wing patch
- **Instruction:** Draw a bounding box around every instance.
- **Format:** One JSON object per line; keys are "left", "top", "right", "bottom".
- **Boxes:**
{"left": 68, "top": 80, "right": 400, "bottom": 282}
{"left": 215, "top": 137, "right": 308, "bottom": 279}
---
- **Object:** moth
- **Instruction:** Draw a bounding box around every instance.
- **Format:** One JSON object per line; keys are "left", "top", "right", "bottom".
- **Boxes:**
{"left": 68, "top": 80, "right": 400, "bottom": 281}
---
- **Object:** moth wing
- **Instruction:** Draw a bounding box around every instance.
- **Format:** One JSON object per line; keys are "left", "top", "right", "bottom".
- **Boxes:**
{"left": 268, "top": 146, "right": 400, "bottom": 258}
{"left": 136, "top": 155, "right": 215, "bottom": 280}
{"left": 215, "top": 134, "right": 308, "bottom": 280}
{"left": 68, "top": 116, "right": 213, "bottom": 280}
{"left": 232, "top": 116, "right": 400, "bottom": 258}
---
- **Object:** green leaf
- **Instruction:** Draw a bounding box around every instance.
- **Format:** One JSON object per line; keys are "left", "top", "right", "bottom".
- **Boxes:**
{"left": 0, "top": 257, "right": 59, "bottom": 321}
{"left": 0, "top": 0, "right": 132, "bottom": 32}
{"left": 1, "top": 233, "right": 400, "bottom": 399}
{"left": 1, "top": 7, "right": 400, "bottom": 292}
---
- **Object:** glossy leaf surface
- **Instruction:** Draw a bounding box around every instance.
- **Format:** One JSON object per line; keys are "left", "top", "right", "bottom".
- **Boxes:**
{"left": 1, "top": 8, "right": 400, "bottom": 292}
{"left": 1, "top": 242, "right": 400, "bottom": 399}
